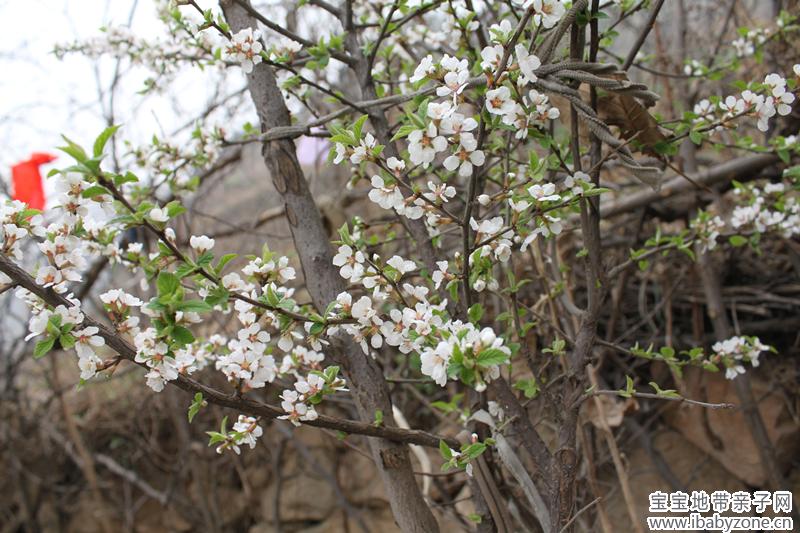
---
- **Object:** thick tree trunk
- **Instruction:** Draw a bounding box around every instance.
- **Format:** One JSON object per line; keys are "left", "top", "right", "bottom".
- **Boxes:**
{"left": 218, "top": 3, "right": 439, "bottom": 531}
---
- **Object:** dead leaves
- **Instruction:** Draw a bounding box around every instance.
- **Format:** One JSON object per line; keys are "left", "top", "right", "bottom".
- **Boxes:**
{"left": 596, "top": 72, "right": 667, "bottom": 153}
{"left": 585, "top": 394, "right": 639, "bottom": 429}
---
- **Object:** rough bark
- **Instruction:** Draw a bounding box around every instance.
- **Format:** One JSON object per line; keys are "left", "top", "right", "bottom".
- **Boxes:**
{"left": 218, "top": 3, "right": 438, "bottom": 531}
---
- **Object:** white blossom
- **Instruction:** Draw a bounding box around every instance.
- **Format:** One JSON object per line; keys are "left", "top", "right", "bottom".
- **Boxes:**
{"left": 514, "top": 44, "right": 540, "bottom": 84}
{"left": 408, "top": 123, "right": 448, "bottom": 167}
{"left": 485, "top": 86, "right": 515, "bottom": 115}
{"left": 226, "top": 28, "right": 263, "bottom": 74}
{"left": 189, "top": 235, "right": 215, "bottom": 253}
{"left": 332, "top": 244, "right": 366, "bottom": 282}
{"left": 148, "top": 207, "right": 169, "bottom": 222}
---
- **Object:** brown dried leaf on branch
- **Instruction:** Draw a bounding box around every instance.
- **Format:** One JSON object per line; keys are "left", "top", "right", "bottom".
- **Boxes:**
{"left": 584, "top": 394, "right": 639, "bottom": 429}
{"left": 596, "top": 72, "right": 667, "bottom": 154}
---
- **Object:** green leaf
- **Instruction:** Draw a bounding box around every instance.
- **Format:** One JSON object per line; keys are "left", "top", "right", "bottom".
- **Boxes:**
{"left": 215, "top": 253, "right": 238, "bottom": 274}
{"left": 204, "top": 286, "right": 230, "bottom": 307}
{"left": 114, "top": 171, "right": 139, "bottom": 186}
{"left": 352, "top": 114, "right": 369, "bottom": 140}
{"left": 618, "top": 375, "right": 635, "bottom": 398}
{"left": 188, "top": 392, "right": 206, "bottom": 423}
{"left": 476, "top": 348, "right": 509, "bottom": 367}
{"left": 514, "top": 377, "right": 540, "bottom": 399}
{"left": 390, "top": 124, "right": 417, "bottom": 142}
{"left": 264, "top": 284, "right": 280, "bottom": 306}
{"left": 172, "top": 326, "right": 195, "bottom": 346}
{"left": 206, "top": 431, "right": 226, "bottom": 445}
{"left": 81, "top": 185, "right": 110, "bottom": 198}
{"left": 176, "top": 300, "right": 213, "bottom": 313}
{"left": 582, "top": 187, "right": 612, "bottom": 197}
{"left": 60, "top": 333, "right": 76, "bottom": 350}
{"left": 196, "top": 251, "right": 214, "bottom": 268}
{"left": 728, "top": 235, "right": 748, "bottom": 247}
{"left": 46, "top": 315, "right": 62, "bottom": 336}
{"left": 373, "top": 409, "right": 384, "bottom": 427}
{"left": 649, "top": 381, "right": 681, "bottom": 398}
{"left": 93, "top": 125, "right": 121, "bottom": 157}
{"left": 166, "top": 200, "right": 186, "bottom": 218}
{"left": 156, "top": 271, "right": 180, "bottom": 296}
{"left": 659, "top": 346, "right": 676, "bottom": 359}
{"left": 34, "top": 336, "right": 56, "bottom": 358}
{"left": 467, "top": 303, "right": 484, "bottom": 324}
{"left": 439, "top": 439, "right": 453, "bottom": 460}
{"left": 308, "top": 321, "right": 325, "bottom": 336}
{"left": 463, "top": 442, "right": 487, "bottom": 460}
{"left": 58, "top": 135, "right": 88, "bottom": 163}
{"left": 175, "top": 262, "right": 198, "bottom": 278}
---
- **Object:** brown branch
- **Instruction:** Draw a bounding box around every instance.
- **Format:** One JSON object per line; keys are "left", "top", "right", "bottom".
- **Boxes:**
{"left": 622, "top": 0, "right": 666, "bottom": 70}
{"left": 600, "top": 153, "right": 779, "bottom": 218}
{"left": 590, "top": 389, "right": 735, "bottom": 410}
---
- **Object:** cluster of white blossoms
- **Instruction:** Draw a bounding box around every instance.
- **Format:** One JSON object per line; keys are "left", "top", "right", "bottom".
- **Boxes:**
{"left": 693, "top": 69, "right": 797, "bottom": 132}
{"left": 470, "top": 216, "right": 514, "bottom": 266}
{"left": 4, "top": 158, "right": 347, "bottom": 430}
{"left": 729, "top": 182, "right": 800, "bottom": 237}
{"left": 211, "top": 415, "right": 264, "bottom": 455}
{"left": 100, "top": 288, "right": 142, "bottom": 333}
{"left": 474, "top": 168, "right": 593, "bottom": 257}
{"left": 512, "top": 0, "right": 566, "bottom": 29}
{"left": 22, "top": 291, "right": 81, "bottom": 339}
{"left": 420, "top": 324, "right": 510, "bottom": 389}
{"left": 327, "top": 253, "right": 509, "bottom": 389}
{"left": 711, "top": 336, "right": 771, "bottom": 380}
{"left": 690, "top": 212, "right": 726, "bottom": 253}
{"left": 225, "top": 27, "right": 263, "bottom": 74}
{"left": 683, "top": 59, "right": 705, "bottom": 77}
{"left": 436, "top": 56, "right": 471, "bottom": 103}
{"left": 35, "top": 174, "right": 117, "bottom": 293}
{"left": 55, "top": 23, "right": 220, "bottom": 85}
{"left": 410, "top": 101, "right": 486, "bottom": 180}
{"left": 134, "top": 327, "right": 184, "bottom": 391}
{"left": 266, "top": 36, "right": 303, "bottom": 62}
{"left": 731, "top": 28, "right": 768, "bottom": 58}
{"left": 485, "top": 82, "right": 560, "bottom": 141}
{"left": 241, "top": 253, "right": 296, "bottom": 286}
{"left": 330, "top": 273, "right": 449, "bottom": 350}
{"left": 1, "top": 200, "right": 46, "bottom": 267}
{"left": 279, "top": 374, "right": 323, "bottom": 425}
{"left": 277, "top": 348, "right": 347, "bottom": 425}
{"left": 400, "top": 0, "right": 482, "bottom": 50}
{"left": 19, "top": 285, "right": 114, "bottom": 384}
{"left": 6, "top": 162, "right": 138, "bottom": 381}
{"left": 129, "top": 124, "right": 223, "bottom": 192}
{"left": 354, "top": 109, "right": 481, "bottom": 226}
{"left": 690, "top": 178, "right": 799, "bottom": 250}
{"left": 229, "top": 415, "right": 264, "bottom": 453}
{"left": 215, "top": 299, "right": 278, "bottom": 389}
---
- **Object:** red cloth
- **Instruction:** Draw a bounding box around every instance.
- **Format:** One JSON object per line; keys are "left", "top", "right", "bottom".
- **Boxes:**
{"left": 11, "top": 152, "right": 56, "bottom": 210}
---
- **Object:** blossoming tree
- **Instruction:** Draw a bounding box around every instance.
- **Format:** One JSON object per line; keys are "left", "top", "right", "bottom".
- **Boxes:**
{"left": 2, "top": 0, "right": 799, "bottom": 531}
